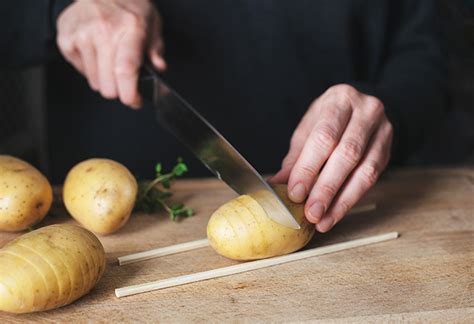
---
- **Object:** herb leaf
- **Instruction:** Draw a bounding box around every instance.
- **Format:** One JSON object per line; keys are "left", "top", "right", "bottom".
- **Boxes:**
{"left": 155, "top": 163, "right": 162, "bottom": 174}
{"left": 135, "top": 158, "right": 194, "bottom": 221}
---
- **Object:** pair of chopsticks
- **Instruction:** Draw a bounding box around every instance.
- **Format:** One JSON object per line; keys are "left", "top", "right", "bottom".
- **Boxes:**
{"left": 115, "top": 203, "right": 398, "bottom": 298}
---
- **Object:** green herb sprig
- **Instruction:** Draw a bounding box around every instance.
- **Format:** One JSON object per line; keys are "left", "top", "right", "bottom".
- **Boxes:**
{"left": 135, "top": 158, "right": 193, "bottom": 221}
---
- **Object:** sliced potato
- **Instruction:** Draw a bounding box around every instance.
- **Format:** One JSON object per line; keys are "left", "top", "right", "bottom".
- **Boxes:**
{"left": 207, "top": 184, "right": 315, "bottom": 260}
{"left": 0, "top": 224, "right": 106, "bottom": 314}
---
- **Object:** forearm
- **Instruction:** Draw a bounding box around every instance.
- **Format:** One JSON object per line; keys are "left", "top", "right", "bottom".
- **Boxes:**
{"left": 0, "top": 0, "right": 72, "bottom": 68}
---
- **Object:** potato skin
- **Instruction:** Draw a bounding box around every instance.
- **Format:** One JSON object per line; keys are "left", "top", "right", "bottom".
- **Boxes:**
{"left": 63, "top": 158, "right": 137, "bottom": 235}
{"left": 207, "top": 185, "right": 315, "bottom": 260}
{"left": 0, "top": 224, "right": 106, "bottom": 314}
{"left": 0, "top": 155, "right": 53, "bottom": 232}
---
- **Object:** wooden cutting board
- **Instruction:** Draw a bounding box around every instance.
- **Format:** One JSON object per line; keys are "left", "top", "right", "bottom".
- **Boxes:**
{"left": 0, "top": 168, "right": 473, "bottom": 322}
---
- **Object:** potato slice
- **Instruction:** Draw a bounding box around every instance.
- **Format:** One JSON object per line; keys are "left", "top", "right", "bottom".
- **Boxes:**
{"left": 207, "top": 185, "right": 315, "bottom": 260}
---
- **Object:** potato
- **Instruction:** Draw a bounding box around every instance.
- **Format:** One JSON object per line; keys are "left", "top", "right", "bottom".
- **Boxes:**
{"left": 63, "top": 158, "right": 138, "bottom": 235}
{"left": 0, "top": 155, "right": 53, "bottom": 232}
{"left": 207, "top": 184, "right": 315, "bottom": 260}
{"left": 0, "top": 224, "right": 106, "bottom": 314}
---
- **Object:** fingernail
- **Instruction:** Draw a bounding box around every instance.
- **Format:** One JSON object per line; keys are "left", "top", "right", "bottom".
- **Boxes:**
{"left": 290, "top": 183, "right": 306, "bottom": 203}
{"left": 307, "top": 202, "right": 325, "bottom": 223}
{"left": 316, "top": 216, "right": 334, "bottom": 232}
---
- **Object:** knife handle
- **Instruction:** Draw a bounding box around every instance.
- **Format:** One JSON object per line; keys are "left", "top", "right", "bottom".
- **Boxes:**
{"left": 138, "top": 61, "right": 159, "bottom": 105}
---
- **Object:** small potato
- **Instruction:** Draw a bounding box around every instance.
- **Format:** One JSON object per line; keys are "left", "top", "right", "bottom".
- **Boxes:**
{"left": 0, "top": 155, "right": 53, "bottom": 231}
{"left": 63, "top": 159, "right": 138, "bottom": 235}
{"left": 0, "top": 224, "right": 106, "bottom": 314}
{"left": 207, "top": 185, "right": 315, "bottom": 260}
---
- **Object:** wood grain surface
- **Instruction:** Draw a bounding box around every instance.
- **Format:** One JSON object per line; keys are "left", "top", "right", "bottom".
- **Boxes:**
{"left": 0, "top": 168, "right": 473, "bottom": 322}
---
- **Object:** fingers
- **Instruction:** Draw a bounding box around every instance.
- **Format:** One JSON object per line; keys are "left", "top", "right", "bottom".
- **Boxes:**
{"left": 287, "top": 92, "right": 353, "bottom": 203}
{"left": 57, "top": 36, "right": 85, "bottom": 74}
{"left": 96, "top": 36, "right": 118, "bottom": 100}
{"left": 147, "top": 6, "right": 167, "bottom": 72}
{"left": 275, "top": 84, "right": 392, "bottom": 233}
{"left": 57, "top": 10, "right": 85, "bottom": 74}
{"left": 268, "top": 168, "right": 291, "bottom": 185}
{"left": 304, "top": 96, "right": 384, "bottom": 223}
{"left": 269, "top": 97, "right": 324, "bottom": 185}
{"left": 269, "top": 129, "right": 307, "bottom": 184}
{"left": 115, "top": 31, "right": 146, "bottom": 108}
{"left": 55, "top": 0, "right": 166, "bottom": 108}
{"left": 76, "top": 36, "right": 99, "bottom": 91}
{"left": 315, "top": 118, "right": 393, "bottom": 232}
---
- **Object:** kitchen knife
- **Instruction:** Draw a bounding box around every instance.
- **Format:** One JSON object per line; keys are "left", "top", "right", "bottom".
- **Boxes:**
{"left": 139, "top": 63, "right": 300, "bottom": 229}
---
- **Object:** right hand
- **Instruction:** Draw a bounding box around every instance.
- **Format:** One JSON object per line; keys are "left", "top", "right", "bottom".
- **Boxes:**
{"left": 56, "top": 0, "right": 166, "bottom": 108}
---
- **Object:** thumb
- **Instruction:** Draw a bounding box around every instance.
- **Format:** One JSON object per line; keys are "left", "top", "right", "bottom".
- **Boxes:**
{"left": 268, "top": 166, "right": 291, "bottom": 185}
{"left": 268, "top": 147, "right": 303, "bottom": 185}
{"left": 268, "top": 131, "right": 307, "bottom": 185}
{"left": 148, "top": 38, "right": 167, "bottom": 71}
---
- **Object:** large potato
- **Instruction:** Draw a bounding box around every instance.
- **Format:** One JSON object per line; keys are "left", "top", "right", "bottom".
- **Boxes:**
{"left": 0, "top": 155, "right": 53, "bottom": 231}
{"left": 207, "top": 184, "right": 315, "bottom": 260}
{"left": 63, "top": 158, "right": 137, "bottom": 235}
{"left": 0, "top": 224, "right": 106, "bottom": 314}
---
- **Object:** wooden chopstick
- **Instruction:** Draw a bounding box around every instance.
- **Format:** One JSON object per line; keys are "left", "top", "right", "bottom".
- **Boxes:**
{"left": 115, "top": 231, "right": 398, "bottom": 298}
{"left": 117, "top": 202, "right": 377, "bottom": 266}
{"left": 118, "top": 239, "right": 209, "bottom": 266}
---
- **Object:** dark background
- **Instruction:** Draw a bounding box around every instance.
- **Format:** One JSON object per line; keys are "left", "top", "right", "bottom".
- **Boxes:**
{"left": 0, "top": 0, "right": 472, "bottom": 182}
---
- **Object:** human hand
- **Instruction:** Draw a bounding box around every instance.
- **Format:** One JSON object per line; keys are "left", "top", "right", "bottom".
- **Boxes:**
{"left": 270, "top": 85, "right": 393, "bottom": 232}
{"left": 56, "top": 0, "right": 166, "bottom": 108}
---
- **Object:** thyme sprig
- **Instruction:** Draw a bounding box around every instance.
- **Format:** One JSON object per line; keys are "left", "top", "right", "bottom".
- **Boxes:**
{"left": 135, "top": 158, "right": 193, "bottom": 221}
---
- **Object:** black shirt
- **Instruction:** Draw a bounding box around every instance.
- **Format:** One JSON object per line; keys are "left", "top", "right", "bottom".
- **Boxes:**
{"left": 1, "top": 0, "right": 446, "bottom": 182}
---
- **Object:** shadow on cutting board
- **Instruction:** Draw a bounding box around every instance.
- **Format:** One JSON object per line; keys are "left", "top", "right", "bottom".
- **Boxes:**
{"left": 304, "top": 169, "right": 447, "bottom": 249}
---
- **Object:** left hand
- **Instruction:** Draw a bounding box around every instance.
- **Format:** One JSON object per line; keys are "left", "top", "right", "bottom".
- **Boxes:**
{"left": 269, "top": 84, "right": 393, "bottom": 232}
{"left": 56, "top": 0, "right": 166, "bottom": 108}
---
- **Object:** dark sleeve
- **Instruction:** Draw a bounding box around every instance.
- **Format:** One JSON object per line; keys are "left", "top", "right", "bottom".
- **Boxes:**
{"left": 352, "top": 0, "right": 446, "bottom": 165}
{"left": 0, "top": 0, "right": 73, "bottom": 68}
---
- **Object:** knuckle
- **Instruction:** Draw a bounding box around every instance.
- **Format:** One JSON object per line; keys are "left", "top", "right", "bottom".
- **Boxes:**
{"left": 124, "top": 12, "right": 146, "bottom": 33}
{"left": 299, "top": 164, "right": 319, "bottom": 178}
{"left": 335, "top": 94, "right": 352, "bottom": 112}
{"left": 57, "top": 35, "right": 74, "bottom": 54}
{"left": 95, "top": 16, "right": 113, "bottom": 35}
{"left": 76, "top": 30, "right": 91, "bottom": 46}
{"left": 338, "top": 199, "right": 353, "bottom": 214}
{"left": 339, "top": 139, "right": 364, "bottom": 164}
{"left": 290, "top": 129, "right": 307, "bottom": 148}
{"left": 324, "top": 85, "right": 357, "bottom": 112}
{"left": 329, "top": 84, "right": 358, "bottom": 98}
{"left": 339, "top": 84, "right": 358, "bottom": 97}
{"left": 115, "top": 58, "right": 139, "bottom": 76}
{"left": 312, "top": 124, "right": 339, "bottom": 150}
{"left": 360, "top": 161, "right": 380, "bottom": 186}
{"left": 124, "top": 12, "right": 139, "bottom": 25}
{"left": 364, "top": 96, "right": 384, "bottom": 119}
{"left": 319, "top": 182, "right": 338, "bottom": 198}
{"left": 281, "top": 155, "right": 295, "bottom": 168}
{"left": 384, "top": 120, "right": 394, "bottom": 137}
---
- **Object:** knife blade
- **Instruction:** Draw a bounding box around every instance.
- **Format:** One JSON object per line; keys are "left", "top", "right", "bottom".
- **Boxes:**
{"left": 138, "top": 63, "right": 300, "bottom": 229}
